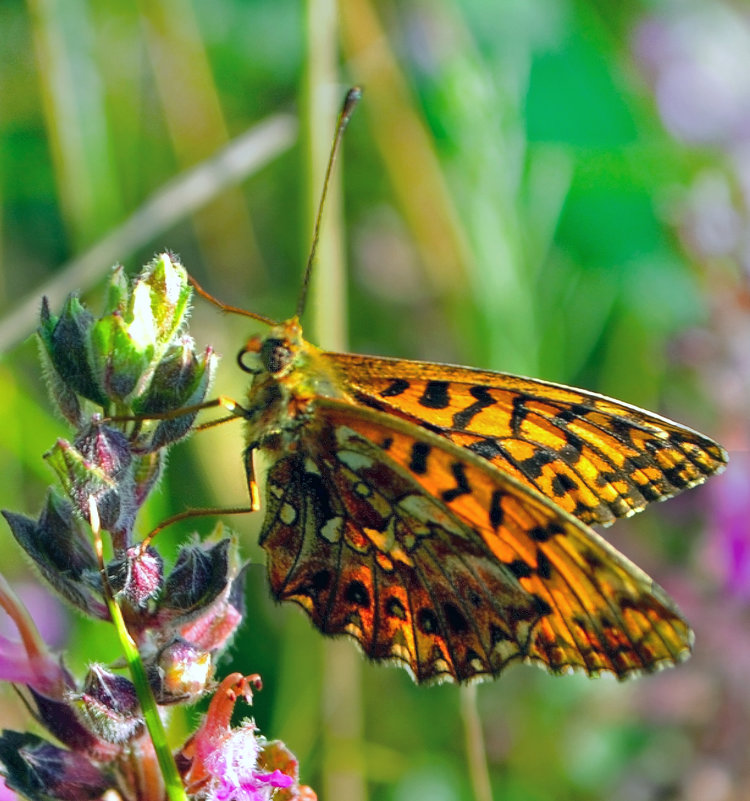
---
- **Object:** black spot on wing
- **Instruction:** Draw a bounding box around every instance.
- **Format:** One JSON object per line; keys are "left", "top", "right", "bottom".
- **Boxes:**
{"left": 552, "top": 403, "right": 591, "bottom": 426}
{"left": 535, "top": 548, "right": 552, "bottom": 580}
{"left": 300, "top": 471, "right": 336, "bottom": 522}
{"left": 551, "top": 473, "right": 578, "bottom": 497}
{"left": 409, "top": 442, "right": 431, "bottom": 475}
{"left": 344, "top": 579, "right": 370, "bottom": 608}
{"left": 380, "top": 378, "right": 410, "bottom": 397}
{"left": 596, "top": 471, "right": 618, "bottom": 487}
{"left": 560, "top": 429, "right": 584, "bottom": 463}
{"left": 417, "top": 608, "right": 439, "bottom": 634}
{"left": 532, "top": 594, "right": 553, "bottom": 616}
{"left": 452, "top": 386, "right": 496, "bottom": 430}
{"left": 529, "top": 524, "right": 564, "bottom": 543}
{"left": 386, "top": 596, "right": 406, "bottom": 619}
{"left": 510, "top": 395, "right": 530, "bottom": 435}
{"left": 443, "top": 602, "right": 469, "bottom": 633}
{"left": 489, "top": 490, "right": 504, "bottom": 528}
{"left": 302, "top": 570, "right": 331, "bottom": 598}
{"left": 419, "top": 380, "right": 451, "bottom": 409}
{"left": 441, "top": 462, "right": 471, "bottom": 503}
{"left": 355, "top": 394, "right": 387, "bottom": 412}
{"left": 490, "top": 623, "right": 511, "bottom": 645}
{"left": 507, "top": 559, "right": 533, "bottom": 579}
{"left": 518, "top": 450, "right": 556, "bottom": 480}
{"left": 468, "top": 437, "right": 505, "bottom": 461}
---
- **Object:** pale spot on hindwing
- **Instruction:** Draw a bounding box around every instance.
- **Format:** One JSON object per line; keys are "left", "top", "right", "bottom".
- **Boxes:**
{"left": 398, "top": 494, "right": 467, "bottom": 538}
{"left": 280, "top": 502, "right": 297, "bottom": 525}
{"left": 304, "top": 457, "right": 321, "bottom": 475}
{"left": 337, "top": 449, "right": 374, "bottom": 471}
{"left": 320, "top": 516, "right": 343, "bottom": 543}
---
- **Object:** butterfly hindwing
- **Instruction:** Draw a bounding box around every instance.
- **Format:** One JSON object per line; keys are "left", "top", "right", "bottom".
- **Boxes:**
{"left": 330, "top": 352, "right": 727, "bottom": 527}
{"left": 259, "top": 451, "right": 547, "bottom": 683}
{"left": 258, "top": 396, "right": 692, "bottom": 683}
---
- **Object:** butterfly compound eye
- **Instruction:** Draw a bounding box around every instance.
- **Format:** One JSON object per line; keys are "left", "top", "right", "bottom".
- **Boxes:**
{"left": 260, "top": 337, "right": 293, "bottom": 374}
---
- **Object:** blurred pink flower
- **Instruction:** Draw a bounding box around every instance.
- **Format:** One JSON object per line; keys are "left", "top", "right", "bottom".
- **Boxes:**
{"left": 706, "top": 451, "right": 750, "bottom": 600}
{"left": 0, "top": 777, "right": 16, "bottom": 801}
{"left": 0, "top": 574, "right": 67, "bottom": 697}
{"left": 634, "top": 7, "right": 750, "bottom": 146}
{"left": 204, "top": 722, "right": 293, "bottom": 801}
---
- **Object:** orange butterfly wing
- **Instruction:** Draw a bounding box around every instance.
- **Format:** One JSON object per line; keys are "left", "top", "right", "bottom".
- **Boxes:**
{"left": 258, "top": 396, "right": 692, "bottom": 684}
{"left": 330, "top": 353, "right": 727, "bottom": 527}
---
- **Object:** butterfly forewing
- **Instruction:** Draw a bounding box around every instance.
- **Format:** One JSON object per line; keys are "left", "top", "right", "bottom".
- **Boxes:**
{"left": 257, "top": 395, "right": 692, "bottom": 683}
{"left": 330, "top": 353, "right": 727, "bottom": 527}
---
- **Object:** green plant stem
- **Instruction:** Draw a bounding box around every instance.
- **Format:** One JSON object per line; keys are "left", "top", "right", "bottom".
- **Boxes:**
{"left": 106, "top": 593, "right": 188, "bottom": 801}
{"left": 461, "top": 684, "right": 493, "bottom": 801}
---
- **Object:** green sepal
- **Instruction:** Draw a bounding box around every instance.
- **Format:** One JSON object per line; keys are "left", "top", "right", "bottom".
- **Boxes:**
{"left": 38, "top": 295, "right": 109, "bottom": 408}
{"left": 139, "top": 253, "right": 191, "bottom": 349}
{"left": 89, "top": 311, "right": 155, "bottom": 403}
{"left": 103, "top": 264, "right": 130, "bottom": 316}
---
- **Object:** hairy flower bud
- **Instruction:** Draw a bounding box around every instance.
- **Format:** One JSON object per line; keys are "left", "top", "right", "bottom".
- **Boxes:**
{"left": 89, "top": 310, "right": 155, "bottom": 402}
{"left": 38, "top": 295, "right": 108, "bottom": 412}
{"left": 2, "top": 492, "right": 106, "bottom": 619}
{"left": 162, "top": 538, "right": 233, "bottom": 620}
{"left": 148, "top": 638, "right": 213, "bottom": 704}
{"left": 0, "top": 731, "right": 111, "bottom": 801}
{"left": 140, "top": 252, "right": 191, "bottom": 347}
{"left": 45, "top": 437, "right": 122, "bottom": 532}
{"left": 107, "top": 545, "right": 163, "bottom": 609}
{"left": 72, "top": 665, "right": 144, "bottom": 744}
{"left": 134, "top": 341, "right": 216, "bottom": 451}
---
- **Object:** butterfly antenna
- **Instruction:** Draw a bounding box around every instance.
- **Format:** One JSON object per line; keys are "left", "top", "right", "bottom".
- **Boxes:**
{"left": 295, "top": 86, "right": 362, "bottom": 320}
{"left": 189, "top": 273, "right": 278, "bottom": 327}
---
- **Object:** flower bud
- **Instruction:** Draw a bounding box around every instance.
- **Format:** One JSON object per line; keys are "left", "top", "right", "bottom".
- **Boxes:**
{"left": 134, "top": 341, "right": 216, "bottom": 451}
{"left": 258, "top": 740, "right": 318, "bottom": 801}
{"left": 149, "top": 638, "right": 213, "bottom": 704}
{"left": 89, "top": 310, "right": 155, "bottom": 402}
{"left": 162, "top": 538, "right": 232, "bottom": 620}
{"left": 75, "top": 420, "right": 132, "bottom": 480}
{"left": 0, "top": 731, "right": 111, "bottom": 801}
{"left": 103, "top": 264, "right": 129, "bottom": 316}
{"left": 72, "top": 665, "right": 144, "bottom": 745}
{"left": 38, "top": 295, "right": 108, "bottom": 409}
{"left": 45, "top": 437, "right": 123, "bottom": 532}
{"left": 179, "top": 564, "right": 247, "bottom": 654}
{"left": 138, "top": 252, "right": 191, "bottom": 347}
{"left": 2, "top": 493, "right": 106, "bottom": 620}
{"left": 107, "top": 545, "right": 163, "bottom": 609}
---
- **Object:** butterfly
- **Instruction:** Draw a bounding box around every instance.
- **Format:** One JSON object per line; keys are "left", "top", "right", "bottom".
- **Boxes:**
{"left": 195, "top": 89, "right": 727, "bottom": 684}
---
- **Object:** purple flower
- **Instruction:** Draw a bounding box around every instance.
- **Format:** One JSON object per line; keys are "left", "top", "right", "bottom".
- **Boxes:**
{"left": 634, "top": 7, "right": 750, "bottom": 146}
{"left": 707, "top": 449, "right": 750, "bottom": 600}
{"left": 181, "top": 674, "right": 298, "bottom": 801}
{"left": 0, "top": 776, "right": 16, "bottom": 801}
{"left": 204, "top": 723, "right": 293, "bottom": 801}
{"left": 0, "top": 573, "right": 67, "bottom": 697}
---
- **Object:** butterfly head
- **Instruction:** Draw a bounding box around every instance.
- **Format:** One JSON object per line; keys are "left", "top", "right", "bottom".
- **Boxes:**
{"left": 236, "top": 317, "right": 305, "bottom": 379}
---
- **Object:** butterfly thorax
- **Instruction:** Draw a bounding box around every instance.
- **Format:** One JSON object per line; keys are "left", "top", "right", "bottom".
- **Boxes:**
{"left": 240, "top": 317, "right": 351, "bottom": 451}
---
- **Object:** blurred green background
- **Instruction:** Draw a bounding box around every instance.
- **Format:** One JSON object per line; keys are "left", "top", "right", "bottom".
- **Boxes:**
{"left": 1, "top": 1, "right": 749, "bottom": 799}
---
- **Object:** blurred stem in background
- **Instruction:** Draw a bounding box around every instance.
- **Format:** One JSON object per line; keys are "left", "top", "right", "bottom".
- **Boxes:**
{"left": 0, "top": 112, "right": 296, "bottom": 352}
{"left": 137, "top": 0, "right": 264, "bottom": 293}
{"left": 304, "top": 2, "right": 366, "bottom": 800}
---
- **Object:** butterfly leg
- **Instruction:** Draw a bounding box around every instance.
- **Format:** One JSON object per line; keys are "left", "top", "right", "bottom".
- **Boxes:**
{"left": 244, "top": 446, "right": 261, "bottom": 512}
